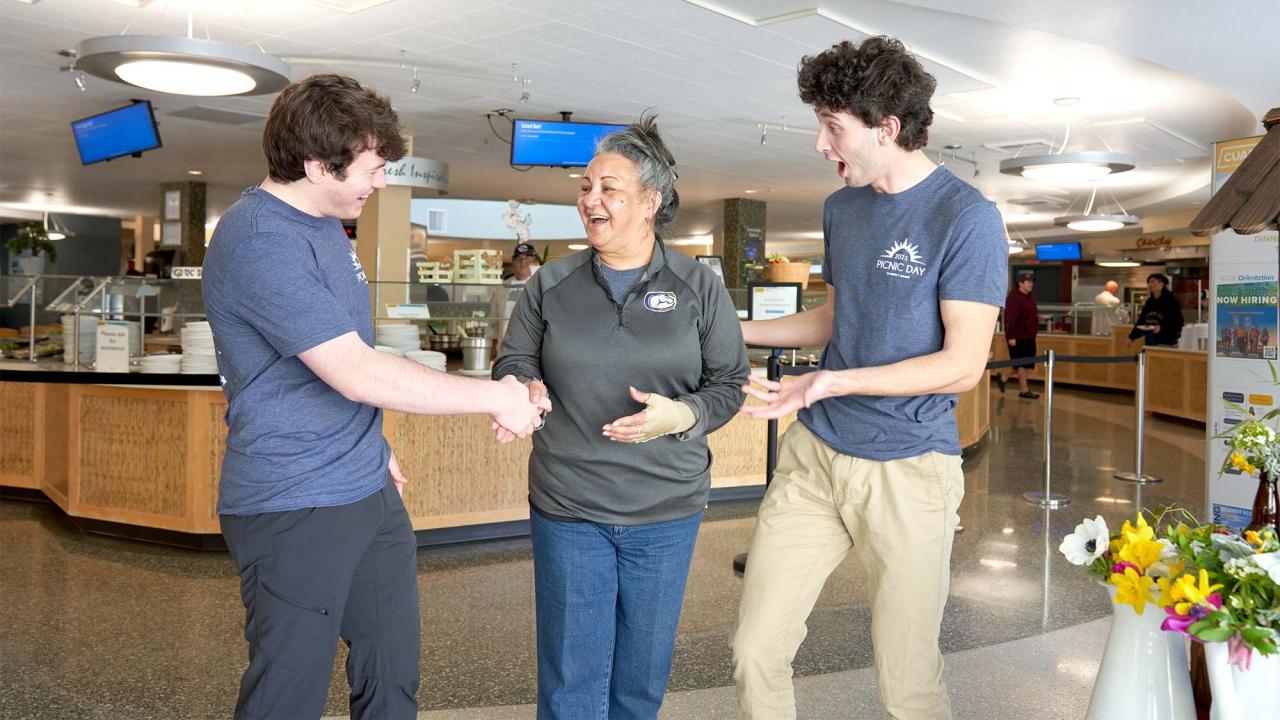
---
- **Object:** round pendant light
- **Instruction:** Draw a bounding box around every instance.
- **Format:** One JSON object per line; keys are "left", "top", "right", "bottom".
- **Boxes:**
{"left": 75, "top": 35, "right": 291, "bottom": 96}
{"left": 1054, "top": 213, "right": 1141, "bottom": 233}
{"left": 1000, "top": 151, "right": 1136, "bottom": 185}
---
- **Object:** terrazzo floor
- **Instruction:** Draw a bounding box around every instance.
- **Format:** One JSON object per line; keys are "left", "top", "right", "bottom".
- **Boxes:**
{"left": 0, "top": 381, "right": 1208, "bottom": 718}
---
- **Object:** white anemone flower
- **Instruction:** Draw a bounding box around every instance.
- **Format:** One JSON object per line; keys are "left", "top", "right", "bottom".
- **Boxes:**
{"left": 1252, "top": 551, "right": 1280, "bottom": 585}
{"left": 1148, "top": 538, "right": 1182, "bottom": 579}
{"left": 1060, "top": 515, "right": 1110, "bottom": 566}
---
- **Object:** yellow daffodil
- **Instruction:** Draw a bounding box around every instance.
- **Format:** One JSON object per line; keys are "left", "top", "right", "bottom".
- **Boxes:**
{"left": 1246, "top": 530, "right": 1263, "bottom": 547}
{"left": 1119, "top": 537, "right": 1165, "bottom": 572}
{"left": 1156, "top": 577, "right": 1178, "bottom": 608}
{"left": 1171, "top": 570, "right": 1223, "bottom": 616}
{"left": 1110, "top": 566, "right": 1156, "bottom": 615}
{"left": 1231, "top": 452, "right": 1258, "bottom": 475}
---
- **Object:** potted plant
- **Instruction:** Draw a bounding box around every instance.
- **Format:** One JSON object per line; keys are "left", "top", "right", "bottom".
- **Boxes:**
{"left": 7, "top": 221, "right": 58, "bottom": 276}
{"left": 765, "top": 252, "right": 811, "bottom": 288}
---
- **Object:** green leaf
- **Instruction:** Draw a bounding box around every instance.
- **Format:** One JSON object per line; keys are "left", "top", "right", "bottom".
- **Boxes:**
{"left": 1194, "top": 626, "right": 1235, "bottom": 643}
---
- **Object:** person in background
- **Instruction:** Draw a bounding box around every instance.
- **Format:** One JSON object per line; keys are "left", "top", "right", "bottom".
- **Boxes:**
{"left": 731, "top": 37, "right": 1007, "bottom": 720}
{"left": 493, "top": 114, "right": 749, "bottom": 719}
{"left": 1092, "top": 280, "right": 1122, "bottom": 336}
{"left": 489, "top": 242, "right": 540, "bottom": 342}
{"left": 998, "top": 270, "right": 1040, "bottom": 399}
{"left": 1128, "top": 272, "right": 1183, "bottom": 347}
{"left": 202, "top": 74, "right": 548, "bottom": 720}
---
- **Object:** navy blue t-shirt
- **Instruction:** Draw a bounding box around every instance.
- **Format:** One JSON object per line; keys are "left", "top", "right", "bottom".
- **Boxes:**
{"left": 799, "top": 166, "right": 1008, "bottom": 460}
{"left": 203, "top": 186, "right": 388, "bottom": 515}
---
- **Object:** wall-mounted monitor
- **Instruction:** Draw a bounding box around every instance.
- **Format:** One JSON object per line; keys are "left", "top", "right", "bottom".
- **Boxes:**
{"left": 71, "top": 101, "right": 162, "bottom": 165}
{"left": 1034, "top": 242, "right": 1082, "bottom": 262}
{"left": 510, "top": 119, "right": 626, "bottom": 167}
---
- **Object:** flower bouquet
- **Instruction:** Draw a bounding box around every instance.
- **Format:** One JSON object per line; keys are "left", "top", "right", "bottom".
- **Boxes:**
{"left": 1060, "top": 511, "right": 1195, "bottom": 719}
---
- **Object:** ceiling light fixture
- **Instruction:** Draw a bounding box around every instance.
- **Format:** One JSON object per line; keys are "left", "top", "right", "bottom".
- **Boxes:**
{"left": 74, "top": 8, "right": 291, "bottom": 97}
{"left": 187, "top": 169, "right": 203, "bottom": 176}
{"left": 43, "top": 213, "right": 70, "bottom": 241}
{"left": 1001, "top": 151, "right": 1135, "bottom": 184}
{"left": 410, "top": 66, "right": 420, "bottom": 93}
{"left": 1005, "top": 225, "right": 1030, "bottom": 255}
{"left": 1095, "top": 258, "right": 1141, "bottom": 268}
{"left": 73, "top": 72, "right": 87, "bottom": 92}
{"left": 568, "top": 243, "right": 588, "bottom": 250}
{"left": 1054, "top": 184, "right": 1140, "bottom": 232}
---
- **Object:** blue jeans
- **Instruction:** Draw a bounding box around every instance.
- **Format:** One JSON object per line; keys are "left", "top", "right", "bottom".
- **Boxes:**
{"left": 530, "top": 507, "right": 703, "bottom": 720}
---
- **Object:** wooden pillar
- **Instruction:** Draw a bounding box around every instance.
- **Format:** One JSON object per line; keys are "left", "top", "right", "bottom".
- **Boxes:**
{"left": 355, "top": 186, "right": 413, "bottom": 318}
{"left": 132, "top": 215, "right": 156, "bottom": 269}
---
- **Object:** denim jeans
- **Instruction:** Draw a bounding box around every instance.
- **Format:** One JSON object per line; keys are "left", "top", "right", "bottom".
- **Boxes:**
{"left": 530, "top": 507, "right": 703, "bottom": 720}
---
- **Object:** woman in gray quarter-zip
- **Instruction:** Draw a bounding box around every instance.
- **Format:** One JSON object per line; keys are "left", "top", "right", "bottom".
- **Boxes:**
{"left": 494, "top": 114, "right": 749, "bottom": 719}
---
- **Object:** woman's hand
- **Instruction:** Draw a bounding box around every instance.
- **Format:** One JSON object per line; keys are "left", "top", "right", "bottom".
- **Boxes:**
{"left": 492, "top": 378, "right": 551, "bottom": 443}
{"left": 603, "top": 387, "right": 695, "bottom": 443}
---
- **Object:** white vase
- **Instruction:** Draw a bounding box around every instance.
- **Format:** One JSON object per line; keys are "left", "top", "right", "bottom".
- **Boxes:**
{"left": 16, "top": 255, "right": 45, "bottom": 276}
{"left": 1205, "top": 641, "right": 1280, "bottom": 720}
{"left": 1086, "top": 585, "right": 1196, "bottom": 720}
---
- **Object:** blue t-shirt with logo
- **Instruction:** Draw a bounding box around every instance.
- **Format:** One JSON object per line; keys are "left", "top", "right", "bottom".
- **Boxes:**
{"left": 798, "top": 166, "right": 1008, "bottom": 460}
{"left": 202, "top": 186, "right": 388, "bottom": 515}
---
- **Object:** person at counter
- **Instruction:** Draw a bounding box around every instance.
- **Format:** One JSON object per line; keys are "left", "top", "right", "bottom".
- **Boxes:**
{"left": 997, "top": 270, "right": 1040, "bottom": 399}
{"left": 488, "top": 242, "right": 540, "bottom": 343}
{"left": 1128, "top": 272, "right": 1184, "bottom": 347}
{"left": 202, "top": 74, "right": 548, "bottom": 720}
{"left": 1092, "top": 280, "right": 1123, "bottom": 336}
{"left": 731, "top": 37, "right": 1007, "bottom": 720}
{"left": 493, "top": 115, "right": 749, "bottom": 718}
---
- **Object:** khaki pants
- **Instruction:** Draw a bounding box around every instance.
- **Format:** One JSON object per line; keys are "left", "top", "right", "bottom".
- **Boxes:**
{"left": 731, "top": 423, "right": 964, "bottom": 720}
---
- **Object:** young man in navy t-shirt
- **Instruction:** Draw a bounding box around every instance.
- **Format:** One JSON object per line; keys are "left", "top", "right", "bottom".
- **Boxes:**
{"left": 203, "top": 74, "right": 548, "bottom": 719}
{"left": 731, "top": 38, "right": 1008, "bottom": 719}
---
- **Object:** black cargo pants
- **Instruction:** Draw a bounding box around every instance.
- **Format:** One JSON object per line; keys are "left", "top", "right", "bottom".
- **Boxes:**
{"left": 220, "top": 477, "right": 420, "bottom": 720}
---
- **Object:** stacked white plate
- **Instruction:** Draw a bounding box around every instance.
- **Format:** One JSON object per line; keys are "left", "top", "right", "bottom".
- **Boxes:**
{"left": 139, "top": 353, "right": 183, "bottom": 374}
{"left": 374, "top": 344, "right": 404, "bottom": 357}
{"left": 375, "top": 324, "right": 421, "bottom": 354}
{"left": 404, "top": 350, "right": 447, "bottom": 372}
{"left": 61, "top": 315, "right": 96, "bottom": 363}
{"left": 180, "top": 321, "right": 219, "bottom": 374}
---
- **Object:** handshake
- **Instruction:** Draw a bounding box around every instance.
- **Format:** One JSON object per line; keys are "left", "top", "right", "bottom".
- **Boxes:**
{"left": 490, "top": 375, "right": 553, "bottom": 443}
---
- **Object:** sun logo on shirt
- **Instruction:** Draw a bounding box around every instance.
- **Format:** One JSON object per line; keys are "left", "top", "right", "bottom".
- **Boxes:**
{"left": 881, "top": 239, "right": 923, "bottom": 264}
{"left": 348, "top": 249, "right": 368, "bottom": 284}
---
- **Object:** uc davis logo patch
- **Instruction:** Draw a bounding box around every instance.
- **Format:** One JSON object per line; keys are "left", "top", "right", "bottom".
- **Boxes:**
{"left": 644, "top": 291, "right": 677, "bottom": 312}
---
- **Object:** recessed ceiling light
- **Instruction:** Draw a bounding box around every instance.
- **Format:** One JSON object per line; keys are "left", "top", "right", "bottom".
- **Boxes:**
{"left": 568, "top": 243, "right": 587, "bottom": 250}
{"left": 743, "top": 189, "right": 758, "bottom": 194}
{"left": 187, "top": 169, "right": 203, "bottom": 175}
{"left": 76, "top": 35, "right": 291, "bottom": 96}
{"left": 568, "top": 172, "right": 582, "bottom": 178}
{"left": 1095, "top": 257, "right": 1141, "bottom": 268}
{"left": 1054, "top": 96, "right": 1081, "bottom": 106}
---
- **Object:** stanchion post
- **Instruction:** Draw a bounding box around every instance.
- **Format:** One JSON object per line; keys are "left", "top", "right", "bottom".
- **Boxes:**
{"left": 735, "top": 351, "right": 785, "bottom": 574}
{"left": 1023, "top": 349, "right": 1070, "bottom": 508}
{"left": 1115, "top": 350, "right": 1162, "bottom": 484}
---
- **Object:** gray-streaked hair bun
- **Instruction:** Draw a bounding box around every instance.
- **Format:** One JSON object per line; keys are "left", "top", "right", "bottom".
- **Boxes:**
{"left": 596, "top": 112, "right": 680, "bottom": 236}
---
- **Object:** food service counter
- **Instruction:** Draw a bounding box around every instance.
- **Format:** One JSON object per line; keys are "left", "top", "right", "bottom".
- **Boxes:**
{"left": 1, "top": 361, "right": 988, "bottom": 544}
{"left": 990, "top": 326, "right": 1207, "bottom": 423}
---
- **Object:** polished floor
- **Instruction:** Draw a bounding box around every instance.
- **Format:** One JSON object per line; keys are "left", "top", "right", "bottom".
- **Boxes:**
{"left": 0, "top": 381, "right": 1208, "bottom": 719}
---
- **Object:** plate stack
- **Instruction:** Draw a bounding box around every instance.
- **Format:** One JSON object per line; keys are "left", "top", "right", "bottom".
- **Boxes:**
{"left": 374, "top": 344, "right": 404, "bottom": 357}
{"left": 61, "top": 315, "right": 96, "bottom": 363}
{"left": 404, "top": 350, "right": 447, "bottom": 372}
{"left": 375, "top": 324, "right": 421, "bottom": 354}
{"left": 180, "top": 321, "right": 218, "bottom": 374}
{"left": 139, "top": 354, "right": 183, "bottom": 374}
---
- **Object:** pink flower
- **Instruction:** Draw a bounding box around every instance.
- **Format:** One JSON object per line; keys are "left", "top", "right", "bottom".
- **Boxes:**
{"left": 1228, "top": 633, "right": 1253, "bottom": 671}
{"left": 1112, "top": 561, "right": 1140, "bottom": 575}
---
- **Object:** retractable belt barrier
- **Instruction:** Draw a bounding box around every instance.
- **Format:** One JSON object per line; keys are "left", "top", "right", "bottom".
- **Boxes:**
{"left": 757, "top": 349, "right": 1150, "bottom": 513}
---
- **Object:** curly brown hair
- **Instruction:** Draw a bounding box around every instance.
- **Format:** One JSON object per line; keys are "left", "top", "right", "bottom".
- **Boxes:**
{"left": 263, "top": 74, "right": 406, "bottom": 182}
{"left": 797, "top": 36, "right": 936, "bottom": 151}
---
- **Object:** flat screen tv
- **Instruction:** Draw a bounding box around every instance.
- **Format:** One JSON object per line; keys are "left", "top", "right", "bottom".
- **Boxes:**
{"left": 1034, "top": 242, "right": 1082, "bottom": 262}
{"left": 510, "top": 119, "right": 626, "bottom": 167}
{"left": 71, "top": 101, "right": 162, "bottom": 165}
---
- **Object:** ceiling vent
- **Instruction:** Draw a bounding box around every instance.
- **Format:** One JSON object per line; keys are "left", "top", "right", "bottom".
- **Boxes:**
{"left": 167, "top": 105, "right": 265, "bottom": 125}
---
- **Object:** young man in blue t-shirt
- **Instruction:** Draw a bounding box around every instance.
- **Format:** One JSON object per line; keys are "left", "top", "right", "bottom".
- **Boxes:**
{"left": 731, "top": 38, "right": 1008, "bottom": 719}
{"left": 202, "top": 74, "right": 548, "bottom": 719}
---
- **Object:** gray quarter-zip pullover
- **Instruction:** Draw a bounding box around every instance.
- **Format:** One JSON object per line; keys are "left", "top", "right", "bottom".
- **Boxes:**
{"left": 493, "top": 240, "right": 749, "bottom": 525}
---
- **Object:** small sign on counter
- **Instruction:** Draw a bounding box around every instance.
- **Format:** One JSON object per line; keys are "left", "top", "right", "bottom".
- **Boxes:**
{"left": 95, "top": 323, "right": 130, "bottom": 373}
{"left": 386, "top": 304, "right": 431, "bottom": 319}
{"left": 171, "top": 266, "right": 202, "bottom": 280}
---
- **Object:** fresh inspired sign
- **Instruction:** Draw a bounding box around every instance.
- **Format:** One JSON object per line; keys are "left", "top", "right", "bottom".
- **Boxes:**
{"left": 384, "top": 156, "right": 449, "bottom": 192}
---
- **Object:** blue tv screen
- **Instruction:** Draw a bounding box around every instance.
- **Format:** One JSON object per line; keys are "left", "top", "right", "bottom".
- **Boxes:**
{"left": 1035, "top": 242, "right": 1082, "bottom": 261}
{"left": 71, "top": 101, "right": 162, "bottom": 165}
{"left": 511, "top": 119, "right": 626, "bottom": 167}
